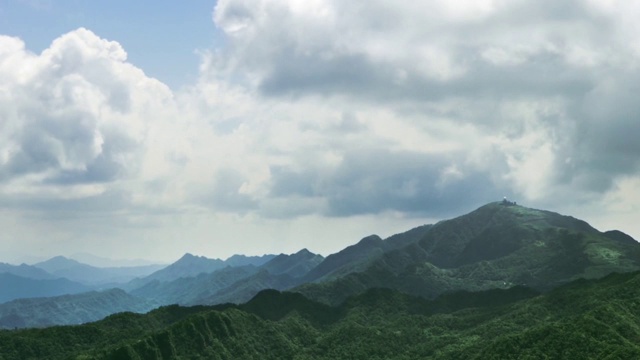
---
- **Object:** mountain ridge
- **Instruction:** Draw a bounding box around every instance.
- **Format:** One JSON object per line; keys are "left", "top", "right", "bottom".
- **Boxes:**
{"left": 0, "top": 273, "right": 92, "bottom": 304}
{"left": 294, "top": 202, "right": 640, "bottom": 304}
{"left": 0, "top": 288, "right": 156, "bottom": 329}
{"left": 4, "top": 201, "right": 640, "bottom": 332}
{"left": 4, "top": 271, "right": 640, "bottom": 359}
{"left": 33, "top": 256, "right": 166, "bottom": 286}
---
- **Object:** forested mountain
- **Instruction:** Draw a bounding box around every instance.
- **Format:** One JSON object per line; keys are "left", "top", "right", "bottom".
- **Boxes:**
{"left": 3, "top": 271, "right": 640, "bottom": 359}
{"left": 3, "top": 201, "right": 640, "bottom": 358}
{"left": 302, "top": 224, "right": 432, "bottom": 284}
{"left": 294, "top": 202, "right": 640, "bottom": 304}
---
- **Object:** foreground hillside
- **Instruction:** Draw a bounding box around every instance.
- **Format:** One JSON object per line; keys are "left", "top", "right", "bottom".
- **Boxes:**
{"left": 2, "top": 271, "right": 640, "bottom": 359}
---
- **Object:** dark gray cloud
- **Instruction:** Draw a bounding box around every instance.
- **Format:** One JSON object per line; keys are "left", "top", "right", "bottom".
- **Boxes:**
{"left": 210, "top": 0, "right": 640, "bottom": 209}
{"left": 194, "top": 168, "right": 259, "bottom": 213}
{"left": 267, "top": 147, "right": 509, "bottom": 218}
{"left": 557, "top": 73, "right": 640, "bottom": 192}
{"left": 214, "top": 0, "right": 601, "bottom": 103}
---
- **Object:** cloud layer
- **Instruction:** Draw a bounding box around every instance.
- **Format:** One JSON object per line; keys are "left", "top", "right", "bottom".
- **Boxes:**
{"left": 2, "top": 1, "right": 640, "bottom": 260}
{"left": 208, "top": 0, "right": 640, "bottom": 206}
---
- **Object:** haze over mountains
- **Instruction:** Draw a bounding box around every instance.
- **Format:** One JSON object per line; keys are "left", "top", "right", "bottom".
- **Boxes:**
{"left": 33, "top": 256, "right": 165, "bottom": 286}
{"left": 1, "top": 201, "right": 640, "bottom": 335}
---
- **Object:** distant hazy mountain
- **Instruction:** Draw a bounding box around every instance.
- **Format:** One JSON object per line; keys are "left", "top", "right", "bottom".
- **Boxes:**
{"left": 260, "top": 249, "right": 324, "bottom": 278}
{"left": 193, "top": 269, "right": 298, "bottom": 305}
{"left": 33, "top": 256, "right": 165, "bottom": 286}
{"left": 224, "top": 254, "right": 277, "bottom": 267}
{"left": 127, "top": 253, "right": 278, "bottom": 291}
{"left": 0, "top": 262, "right": 56, "bottom": 280}
{"left": 127, "top": 250, "right": 324, "bottom": 306}
{"left": 0, "top": 288, "right": 156, "bottom": 329}
{"left": 0, "top": 273, "right": 91, "bottom": 304}
{"left": 295, "top": 202, "right": 640, "bottom": 304}
{"left": 190, "top": 249, "right": 324, "bottom": 304}
{"left": 130, "top": 265, "right": 260, "bottom": 305}
{"left": 70, "top": 252, "right": 166, "bottom": 267}
{"left": 131, "top": 253, "right": 227, "bottom": 285}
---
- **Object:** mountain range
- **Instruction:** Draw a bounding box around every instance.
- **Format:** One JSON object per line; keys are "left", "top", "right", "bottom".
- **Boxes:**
{"left": 0, "top": 273, "right": 91, "bottom": 304}
{"left": 2, "top": 201, "right": 640, "bottom": 358}
{"left": 2, "top": 270, "right": 640, "bottom": 359}
{"left": 294, "top": 202, "right": 640, "bottom": 304}
{"left": 0, "top": 289, "right": 156, "bottom": 329}
{"left": 33, "top": 256, "right": 165, "bottom": 286}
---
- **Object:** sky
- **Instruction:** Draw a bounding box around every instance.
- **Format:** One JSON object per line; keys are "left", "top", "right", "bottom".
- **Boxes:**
{"left": 1, "top": 0, "right": 640, "bottom": 264}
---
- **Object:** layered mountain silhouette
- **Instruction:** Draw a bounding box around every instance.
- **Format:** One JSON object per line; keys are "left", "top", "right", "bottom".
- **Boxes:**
{"left": 125, "top": 253, "right": 277, "bottom": 290}
{"left": 33, "top": 256, "right": 164, "bottom": 286}
{"left": 0, "top": 262, "right": 56, "bottom": 280}
{"left": 128, "top": 249, "right": 324, "bottom": 306}
{"left": 3, "top": 201, "right": 640, "bottom": 340}
{"left": 0, "top": 273, "right": 91, "bottom": 303}
{"left": 0, "top": 289, "right": 156, "bottom": 329}
{"left": 111, "top": 202, "right": 640, "bottom": 312}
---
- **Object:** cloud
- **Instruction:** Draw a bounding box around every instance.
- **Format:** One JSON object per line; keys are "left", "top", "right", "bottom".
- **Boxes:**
{"left": 266, "top": 147, "right": 504, "bottom": 217}
{"left": 205, "top": 0, "right": 640, "bottom": 211}
{"left": 0, "top": 29, "right": 173, "bottom": 203}
{"left": 210, "top": 0, "right": 601, "bottom": 102}
{"left": 4, "top": 0, "right": 640, "bottom": 261}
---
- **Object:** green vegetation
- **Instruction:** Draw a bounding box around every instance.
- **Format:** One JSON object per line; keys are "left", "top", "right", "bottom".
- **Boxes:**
{"left": 2, "top": 272, "right": 640, "bottom": 359}
{"left": 3, "top": 202, "right": 640, "bottom": 359}
{"left": 295, "top": 202, "right": 640, "bottom": 305}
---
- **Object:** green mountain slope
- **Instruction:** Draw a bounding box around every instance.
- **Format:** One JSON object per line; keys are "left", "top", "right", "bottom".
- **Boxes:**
{"left": 302, "top": 224, "right": 432, "bottom": 283}
{"left": 3, "top": 271, "right": 640, "bottom": 359}
{"left": 0, "top": 289, "right": 156, "bottom": 329}
{"left": 295, "top": 202, "right": 640, "bottom": 304}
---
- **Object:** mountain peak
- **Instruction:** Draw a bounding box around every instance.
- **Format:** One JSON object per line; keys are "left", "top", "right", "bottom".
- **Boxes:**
{"left": 224, "top": 254, "right": 278, "bottom": 267}
{"left": 34, "top": 256, "right": 83, "bottom": 272}
{"left": 179, "top": 253, "right": 200, "bottom": 260}
{"left": 357, "top": 235, "right": 383, "bottom": 246}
